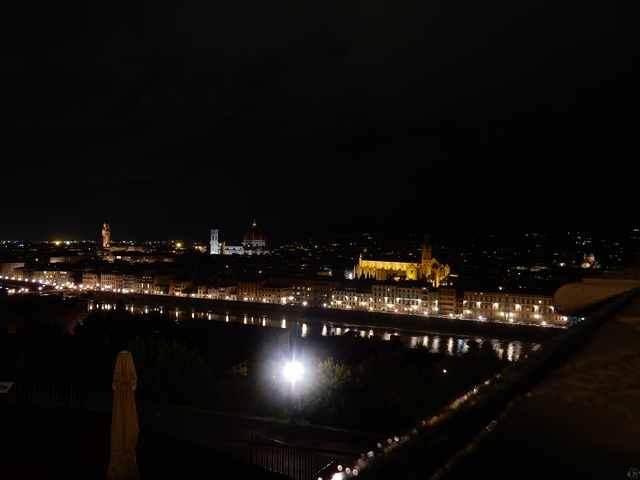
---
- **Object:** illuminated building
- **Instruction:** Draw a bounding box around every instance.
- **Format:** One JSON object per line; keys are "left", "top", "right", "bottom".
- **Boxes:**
{"left": 354, "top": 240, "right": 450, "bottom": 287}
{"left": 462, "top": 291, "right": 567, "bottom": 326}
{"left": 169, "top": 279, "right": 192, "bottom": 296}
{"left": 210, "top": 229, "right": 220, "bottom": 255}
{"left": 192, "top": 243, "right": 208, "bottom": 253}
{"left": 581, "top": 253, "right": 596, "bottom": 269}
{"left": 331, "top": 284, "right": 439, "bottom": 313}
{"left": 80, "top": 271, "right": 150, "bottom": 293}
{"left": 212, "top": 220, "right": 269, "bottom": 256}
{"left": 29, "top": 269, "right": 74, "bottom": 285}
{"left": 100, "top": 272, "right": 121, "bottom": 290}
{"left": 237, "top": 281, "right": 292, "bottom": 303}
{"left": 243, "top": 219, "right": 267, "bottom": 249}
{"left": 82, "top": 271, "right": 99, "bottom": 288}
{"left": 437, "top": 288, "right": 461, "bottom": 316}
{"left": 11, "top": 266, "right": 73, "bottom": 285}
{"left": 329, "top": 288, "right": 373, "bottom": 310}
{"left": 101, "top": 222, "right": 111, "bottom": 250}
{"left": 196, "top": 284, "right": 236, "bottom": 299}
{"left": 288, "top": 278, "right": 337, "bottom": 306}
{"left": 240, "top": 219, "right": 268, "bottom": 255}
{"left": 222, "top": 244, "right": 245, "bottom": 255}
{"left": 0, "top": 262, "right": 25, "bottom": 276}
{"left": 328, "top": 284, "right": 565, "bottom": 326}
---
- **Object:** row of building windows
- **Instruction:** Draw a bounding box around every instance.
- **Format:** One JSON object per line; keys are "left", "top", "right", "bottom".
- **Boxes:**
{"left": 464, "top": 296, "right": 550, "bottom": 305}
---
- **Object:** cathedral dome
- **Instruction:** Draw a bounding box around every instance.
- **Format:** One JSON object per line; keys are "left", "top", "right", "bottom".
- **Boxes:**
{"left": 243, "top": 220, "right": 266, "bottom": 244}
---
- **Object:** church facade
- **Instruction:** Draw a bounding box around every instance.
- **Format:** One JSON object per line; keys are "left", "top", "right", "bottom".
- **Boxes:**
{"left": 354, "top": 242, "right": 450, "bottom": 287}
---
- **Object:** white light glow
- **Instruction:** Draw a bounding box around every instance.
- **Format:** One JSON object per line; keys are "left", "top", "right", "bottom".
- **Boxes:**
{"left": 283, "top": 360, "right": 304, "bottom": 385}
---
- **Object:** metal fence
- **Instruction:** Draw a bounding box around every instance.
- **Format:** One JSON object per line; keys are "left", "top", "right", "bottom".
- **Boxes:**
{"left": 247, "top": 434, "right": 341, "bottom": 480}
{"left": 12, "top": 382, "right": 351, "bottom": 480}
{"left": 16, "top": 382, "right": 87, "bottom": 409}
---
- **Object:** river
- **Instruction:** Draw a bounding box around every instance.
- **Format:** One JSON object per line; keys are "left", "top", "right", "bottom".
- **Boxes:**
{"left": 88, "top": 300, "right": 540, "bottom": 362}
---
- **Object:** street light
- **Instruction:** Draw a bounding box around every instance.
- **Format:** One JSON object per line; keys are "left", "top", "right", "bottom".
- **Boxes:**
{"left": 282, "top": 358, "right": 305, "bottom": 421}
{"left": 283, "top": 360, "right": 304, "bottom": 386}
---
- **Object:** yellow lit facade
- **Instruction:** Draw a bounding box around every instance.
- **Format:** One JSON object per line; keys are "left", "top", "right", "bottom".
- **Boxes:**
{"left": 462, "top": 291, "right": 568, "bottom": 326}
{"left": 101, "top": 223, "right": 111, "bottom": 250}
{"left": 354, "top": 242, "right": 450, "bottom": 287}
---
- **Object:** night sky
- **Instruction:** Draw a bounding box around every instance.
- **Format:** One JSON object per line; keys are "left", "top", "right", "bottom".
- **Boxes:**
{"left": 1, "top": 0, "right": 634, "bottom": 241}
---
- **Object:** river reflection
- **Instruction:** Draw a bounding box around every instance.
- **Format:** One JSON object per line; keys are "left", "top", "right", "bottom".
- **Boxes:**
{"left": 88, "top": 301, "right": 536, "bottom": 362}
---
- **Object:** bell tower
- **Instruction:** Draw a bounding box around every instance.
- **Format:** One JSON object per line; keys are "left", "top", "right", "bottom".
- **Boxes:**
{"left": 421, "top": 234, "right": 432, "bottom": 264}
{"left": 101, "top": 222, "right": 111, "bottom": 250}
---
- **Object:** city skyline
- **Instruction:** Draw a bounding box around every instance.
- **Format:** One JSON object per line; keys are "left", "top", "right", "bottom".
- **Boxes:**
{"left": 1, "top": 0, "right": 636, "bottom": 477}
{"left": 2, "top": 219, "right": 640, "bottom": 248}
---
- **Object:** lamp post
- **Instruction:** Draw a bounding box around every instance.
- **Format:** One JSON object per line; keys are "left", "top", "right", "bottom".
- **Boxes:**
{"left": 282, "top": 359, "right": 304, "bottom": 419}
{"left": 280, "top": 321, "right": 306, "bottom": 420}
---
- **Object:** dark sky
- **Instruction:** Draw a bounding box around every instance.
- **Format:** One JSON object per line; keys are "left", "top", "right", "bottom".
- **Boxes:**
{"left": 0, "top": 0, "right": 635, "bottom": 241}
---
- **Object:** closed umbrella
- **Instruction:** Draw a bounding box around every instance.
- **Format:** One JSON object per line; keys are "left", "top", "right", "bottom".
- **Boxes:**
{"left": 107, "top": 350, "right": 140, "bottom": 480}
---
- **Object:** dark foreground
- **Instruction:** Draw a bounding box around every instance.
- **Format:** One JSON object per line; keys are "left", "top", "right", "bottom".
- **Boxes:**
{"left": 0, "top": 404, "right": 287, "bottom": 480}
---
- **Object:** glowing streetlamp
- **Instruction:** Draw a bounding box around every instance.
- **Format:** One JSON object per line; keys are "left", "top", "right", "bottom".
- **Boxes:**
{"left": 283, "top": 360, "right": 304, "bottom": 386}
{"left": 282, "top": 358, "right": 305, "bottom": 420}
